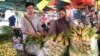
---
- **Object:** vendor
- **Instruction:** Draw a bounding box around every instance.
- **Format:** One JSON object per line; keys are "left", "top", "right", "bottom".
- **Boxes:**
{"left": 49, "top": 7, "right": 70, "bottom": 35}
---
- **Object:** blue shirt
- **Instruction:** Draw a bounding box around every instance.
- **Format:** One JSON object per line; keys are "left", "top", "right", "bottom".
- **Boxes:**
{"left": 9, "top": 15, "right": 16, "bottom": 26}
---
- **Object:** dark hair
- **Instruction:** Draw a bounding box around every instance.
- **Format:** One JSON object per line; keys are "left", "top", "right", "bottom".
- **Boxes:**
{"left": 25, "top": 2, "right": 35, "bottom": 8}
{"left": 58, "top": 7, "right": 66, "bottom": 12}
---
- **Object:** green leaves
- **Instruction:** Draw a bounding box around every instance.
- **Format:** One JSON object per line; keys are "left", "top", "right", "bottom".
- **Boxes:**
{"left": 0, "top": 26, "right": 13, "bottom": 41}
{"left": 1, "top": 26, "right": 13, "bottom": 34}
{"left": 47, "top": 0, "right": 51, "bottom": 2}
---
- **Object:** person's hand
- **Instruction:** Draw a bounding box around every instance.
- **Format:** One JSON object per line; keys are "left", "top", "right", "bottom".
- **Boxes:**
{"left": 31, "top": 32, "right": 42, "bottom": 39}
{"left": 29, "top": 32, "right": 37, "bottom": 38}
{"left": 37, "top": 32, "right": 41, "bottom": 36}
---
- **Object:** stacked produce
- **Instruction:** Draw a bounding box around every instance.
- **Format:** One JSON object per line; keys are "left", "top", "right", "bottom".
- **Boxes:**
{"left": 43, "top": 32, "right": 69, "bottom": 56}
{"left": 0, "top": 26, "right": 17, "bottom": 56}
{"left": 0, "top": 41, "right": 17, "bottom": 56}
{"left": 70, "top": 25, "right": 98, "bottom": 56}
{"left": 25, "top": 35, "right": 45, "bottom": 55}
{"left": 22, "top": 25, "right": 99, "bottom": 56}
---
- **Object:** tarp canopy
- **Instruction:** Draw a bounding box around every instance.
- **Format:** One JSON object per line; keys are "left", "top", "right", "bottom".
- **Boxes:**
{"left": 56, "top": 0, "right": 70, "bottom": 8}
{"left": 0, "top": 7, "right": 7, "bottom": 13}
{"left": 84, "top": 0, "right": 94, "bottom": 5}
{"left": 71, "top": 0, "right": 83, "bottom": 5}
{"left": 0, "top": 2, "right": 26, "bottom": 11}
{"left": 0, "top": 2, "right": 15, "bottom": 10}
{"left": 5, "top": 0, "right": 23, "bottom": 3}
{"left": 0, "top": 2, "right": 15, "bottom": 6}
{"left": 71, "top": 0, "right": 94, "bottom": 6}
{"left": 17, "top": 4, "right": 25, "bottom": 11}
{"left": 0, "top": 5, "right": 15, "bottom": 10}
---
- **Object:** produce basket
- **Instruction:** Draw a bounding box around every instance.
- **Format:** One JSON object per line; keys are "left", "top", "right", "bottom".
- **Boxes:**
{"left": 24, "top": 25, "right": 99, "bottom": 56}
{"left": 43, "top": 32, "right": 69, "bottom": 56}
{"left": 69, "top": 25, "right": 98, "bottom": 56}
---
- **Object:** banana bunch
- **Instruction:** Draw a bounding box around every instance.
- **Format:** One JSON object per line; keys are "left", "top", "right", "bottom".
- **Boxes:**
{"left": 71, "top": 25, "right": 98, "bottom": 54}
{"left": 71, "top": 25, "right": 98, "bottom": 42}
{"left": 0, "top": 41, "right": 17, "bottom": 56}
{"left": 44, "top": 32, "right": 68, "bottom": 47}
{"left": 55, "top": 32, "right": 69, "bottom": 46}
{"left": 43, "top": 32, "right": 68, "bottom": 56}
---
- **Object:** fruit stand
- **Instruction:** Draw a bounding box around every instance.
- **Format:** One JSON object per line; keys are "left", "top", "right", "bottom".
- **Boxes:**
{"left": 0, "top": 26, "right": 17, "bottom": 56}
{"left": 0, "top": 25, "right": 99, "bottom": 56}
{"left": 24, "top": 25, "right": 99, "bottom": 56}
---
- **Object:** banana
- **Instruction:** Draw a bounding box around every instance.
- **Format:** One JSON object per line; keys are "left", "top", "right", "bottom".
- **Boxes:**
{"left": 55, "top": 35, "right": 63, "bottom": 43}
{"left": 86, "top": 36, "right": 90, "bottom": 42}
{"left": 82, "top": 26, "right": 92, "bottom": 36}
{"left": 48, "top": 35, "right": 57, "bottom": 41}
{"left": 91, "top": 34, "right": 98, "bottom": 38}
{"left": 76, "top": 36, "right": 80, "bottom": 42}
{"left": 59, "top": 40, "right": 64, "bottom": 45}
{"left": 82, "top": 37, "right": 86, "bottom": 42}
{"left": 64, "top": 39, "right": 68, "bottom": 46}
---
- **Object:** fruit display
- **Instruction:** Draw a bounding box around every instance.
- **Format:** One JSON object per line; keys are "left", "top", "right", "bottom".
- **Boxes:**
{"left": 0, "top": 25, "right": 99, "bottom": 56}
{"left": 0, "top": 41, "right": 17, "bottom": 56}
{"left": 0, "top": 26, "right": 17, "bottom": 56}
{"left": 24, "top": 32, "right": 69, "bottom": 56}
{"left": 70, "top": 25, "right": 98, "bottom": 56}
{"left": 43, "top": 32, "right": 69, "bottom": 56}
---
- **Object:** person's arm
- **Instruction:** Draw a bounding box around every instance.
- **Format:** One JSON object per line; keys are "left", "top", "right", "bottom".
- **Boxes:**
{"left": 39, "top": 29, "right": 45, "bottom": 36}
{"left": 23, "top": 30, "right": 36, "bottom": 37}
{"left": 48, "top": 20, "right": 57, "bottom": 35}
{"left": 38, "top": 18, "right": 45, "bottom": 36}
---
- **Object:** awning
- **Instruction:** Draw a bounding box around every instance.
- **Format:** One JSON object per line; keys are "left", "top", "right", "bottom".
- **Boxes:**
{"left": 0, "top": 5, "right": 15, "bottom": 10}
{"left": 6, "top": 0, "right": 23, "bottom": 3}
{"left": 71, "top": 0, "right": 94, "bottom": 6}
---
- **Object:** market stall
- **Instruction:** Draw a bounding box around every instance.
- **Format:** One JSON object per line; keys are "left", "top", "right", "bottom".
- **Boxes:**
{"left": 24, "top": 25, "right": 99, "bottom": 56}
